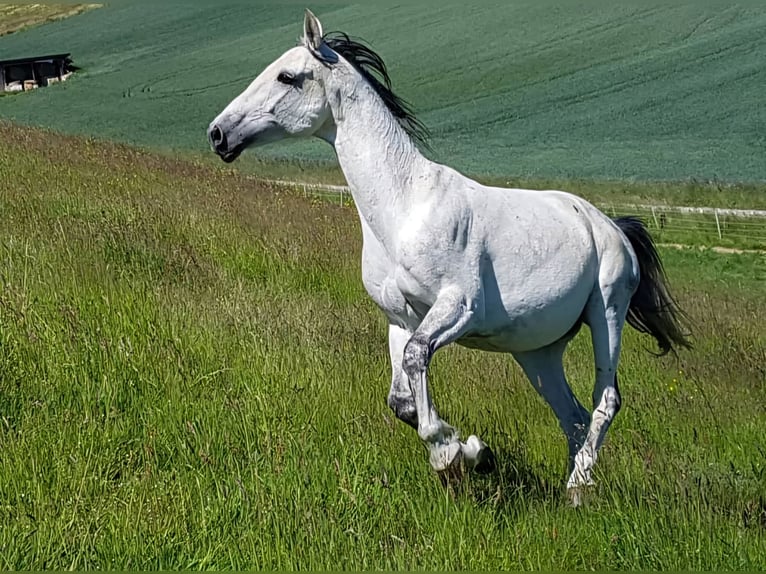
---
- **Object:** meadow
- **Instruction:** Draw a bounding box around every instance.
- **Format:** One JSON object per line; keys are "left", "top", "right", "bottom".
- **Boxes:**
{"left": 1, "top": 2, "right": 765, "bottom": 569}
{"left": 1, "top": 123, "right": 765, "bottom": 569}
{"left": 1, "top": 0, "right": 765, "bottom": 181}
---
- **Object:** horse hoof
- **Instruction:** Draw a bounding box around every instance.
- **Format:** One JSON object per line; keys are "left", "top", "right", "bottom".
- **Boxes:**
{"left": 473, "top": 445, "right": 496, "bottom": 474}
{"left": 567, "top": 484, "right": 594, "bottom": 508}
{"left": 462, "top": 435, "right": 496, "bottom": 474}
{"left": 429, "top": 440, "right": 462, "bottom": 472}
{"left": 428, "top": 441, "right": 463, "bottom": 489}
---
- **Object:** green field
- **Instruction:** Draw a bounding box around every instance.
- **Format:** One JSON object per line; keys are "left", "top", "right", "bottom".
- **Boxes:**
{"left": 1, "top": 1, "right": 765, "bottom": 182}
{"left": 1, "top": 122, "right": 765, "bottom": 570}
{"left": 1, "top": 2, "right": 766, "bottom": 569}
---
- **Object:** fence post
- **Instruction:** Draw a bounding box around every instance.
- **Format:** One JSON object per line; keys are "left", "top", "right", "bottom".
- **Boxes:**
{"left": 651, "top": 206, "right": 659, "bottom": 229}
{"left": 714, "top": 209, "right": 722, "bottom": 240}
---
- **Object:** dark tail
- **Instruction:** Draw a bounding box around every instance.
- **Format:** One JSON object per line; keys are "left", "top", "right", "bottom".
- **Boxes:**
{"left": 614, "top": 216, "right": 692, "bottom": 355}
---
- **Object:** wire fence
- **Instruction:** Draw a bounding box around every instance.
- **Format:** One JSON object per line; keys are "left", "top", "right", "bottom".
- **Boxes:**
{"left": 601, "top": 204, "right": 766, "bottom": 249}
{"left": 277, "top": 180, "right": 766, "bottom": 252}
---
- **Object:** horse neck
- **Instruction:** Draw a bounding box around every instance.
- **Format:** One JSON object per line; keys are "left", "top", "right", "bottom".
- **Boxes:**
{"left": 321, "top": 66, "right": 428, "bottom": 249}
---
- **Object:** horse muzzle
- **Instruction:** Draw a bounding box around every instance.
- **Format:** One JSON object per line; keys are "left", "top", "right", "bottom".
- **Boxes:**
{"left": 207, "top": 123, "right": 243, "bottom": 163}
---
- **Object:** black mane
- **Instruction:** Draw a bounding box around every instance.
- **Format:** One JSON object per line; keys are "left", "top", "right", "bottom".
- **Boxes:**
{"left": 322, "top": 32, "right": 431, "bottom": 150}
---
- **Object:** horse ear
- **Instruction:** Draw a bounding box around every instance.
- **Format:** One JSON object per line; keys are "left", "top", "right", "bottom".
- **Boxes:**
{"left": 303, "top": 9, "right": 324, "bottom": 52}
{"left": 302, "top": 9, "right": 338, "bottom": 65}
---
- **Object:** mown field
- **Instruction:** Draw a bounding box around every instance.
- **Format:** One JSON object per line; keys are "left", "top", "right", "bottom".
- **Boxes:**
{"left": 1, "top": 123, "right": 765, "bottom": 569}
{"left": 1, "top": 0, "right": 765, "bottom": 181}
{"left": 0, "top": 3, "right": 99, "bottom": 38}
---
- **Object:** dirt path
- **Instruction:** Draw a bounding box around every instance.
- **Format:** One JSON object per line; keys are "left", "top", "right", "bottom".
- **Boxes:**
{"left": 658, "top": 243, "right": 766, "bottom": 255}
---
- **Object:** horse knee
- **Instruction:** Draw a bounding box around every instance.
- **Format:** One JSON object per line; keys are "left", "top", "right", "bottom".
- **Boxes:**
{"left": 402, "top": 334, "right": 430, "bottom": 379}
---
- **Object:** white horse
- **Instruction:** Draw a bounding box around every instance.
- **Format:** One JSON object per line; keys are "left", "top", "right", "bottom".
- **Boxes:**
{"left": 208, "top": 10, "right": 689, "bottom": 503}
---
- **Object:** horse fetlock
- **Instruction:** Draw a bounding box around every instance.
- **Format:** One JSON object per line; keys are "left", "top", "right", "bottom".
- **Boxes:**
{"left": 417, "top": 420, "right": 451, "bottom": 443}
{"left": 568, "top": 448, "right": 596, "bottom": 490}
{"left": 387, "top": 392, "right": 417, "bottom": 428}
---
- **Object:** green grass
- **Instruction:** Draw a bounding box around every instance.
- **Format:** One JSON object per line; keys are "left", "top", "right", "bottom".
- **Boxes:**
{"left": 1, "top": 124, "right": 765, "bottom": 570}
{"left": 0, "top": 0, "right": 765, "bottom": 183}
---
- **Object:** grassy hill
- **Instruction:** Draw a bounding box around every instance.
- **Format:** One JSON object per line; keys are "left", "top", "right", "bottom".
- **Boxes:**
{"left": 2, "top": 122, "right": 766, "bottom": 570}
{"left": 1, "top": 1, "right": 765, "bottom": 182}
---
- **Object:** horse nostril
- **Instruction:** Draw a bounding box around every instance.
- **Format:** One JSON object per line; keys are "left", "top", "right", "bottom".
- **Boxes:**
{"left": 209, "top": 124, "right": 226, "bottom": 150}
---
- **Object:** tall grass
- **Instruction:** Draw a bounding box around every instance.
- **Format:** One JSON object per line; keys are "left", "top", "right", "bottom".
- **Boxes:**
{"left": 0, "top": 125, "right": 764, "bottom": 569}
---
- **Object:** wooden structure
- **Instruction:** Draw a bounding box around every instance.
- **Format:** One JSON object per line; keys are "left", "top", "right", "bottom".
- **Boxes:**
{"left": 0, "top": 53, "right": 75, "bottom": 92}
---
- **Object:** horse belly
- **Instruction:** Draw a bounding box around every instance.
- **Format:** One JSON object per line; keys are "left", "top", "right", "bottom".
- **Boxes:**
{"left": 458, "top": 305, "right": 584, "bottom": 352}
{"left": 460, "top": 265, "right": 594, "bottom": 353}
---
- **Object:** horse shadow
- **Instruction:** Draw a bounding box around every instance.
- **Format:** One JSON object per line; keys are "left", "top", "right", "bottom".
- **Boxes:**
{"left": 453, "top": 442, "right": 568, "bottom": 512}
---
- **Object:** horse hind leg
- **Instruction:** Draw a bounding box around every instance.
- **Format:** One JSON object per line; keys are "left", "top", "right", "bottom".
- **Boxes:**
{"left": 514, "top": 333, "right": 591, "bottom": 480}
{"left": 568, "top": 275, "right": 633, "bottom": 505}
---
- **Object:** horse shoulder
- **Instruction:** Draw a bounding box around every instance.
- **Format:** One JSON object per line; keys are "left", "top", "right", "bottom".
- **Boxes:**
{"left": 359, "top": 219, "right": 421, "bottom": 326}
{"left": 396, "top": 192, "right": 477, "bottom": 270}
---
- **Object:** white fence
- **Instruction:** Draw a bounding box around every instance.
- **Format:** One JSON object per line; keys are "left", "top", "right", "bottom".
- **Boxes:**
{"left": 273, "top": 179, "right": 766, "bottom": 250}
{"left": 599, "top": 203, "right": 766, "bottom": 246}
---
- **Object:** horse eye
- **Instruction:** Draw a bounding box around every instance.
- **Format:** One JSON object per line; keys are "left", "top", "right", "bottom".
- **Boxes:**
{"left": 277, "top": 72, "right": 295, "bottom": 85}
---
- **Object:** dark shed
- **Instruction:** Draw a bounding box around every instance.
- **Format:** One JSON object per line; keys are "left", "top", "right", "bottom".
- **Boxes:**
{"left": 0, "top": 53, "right": 75, "bottom": 92}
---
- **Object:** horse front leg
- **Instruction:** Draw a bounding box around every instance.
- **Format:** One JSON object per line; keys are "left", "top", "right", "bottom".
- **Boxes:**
{"left": 387, "top": 324, "right": 417, "bottom": 429}
{"left": 401, "top": 288, "right": 494, "bottom": 480}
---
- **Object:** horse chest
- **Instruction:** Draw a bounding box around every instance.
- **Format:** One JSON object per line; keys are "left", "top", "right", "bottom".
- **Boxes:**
{"left": 360, "top": 257, "right": 432, "bottom": 330}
